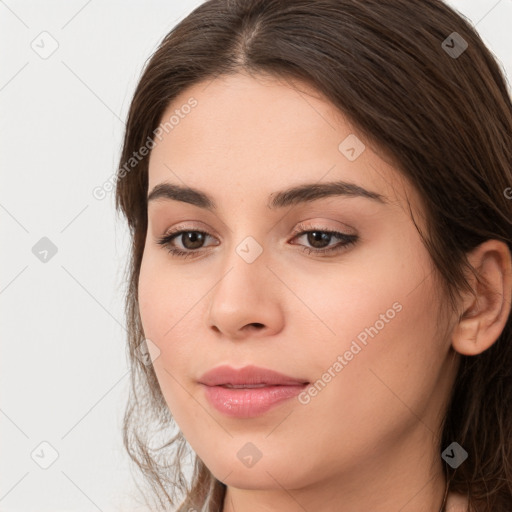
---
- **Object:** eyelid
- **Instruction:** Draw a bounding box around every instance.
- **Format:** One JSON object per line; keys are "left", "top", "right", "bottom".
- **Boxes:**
{"left": 290, "top": 220, "right": 357, "bottom": 237}
{"left": 161, "top": 222, "right": 219, "bottom": 239}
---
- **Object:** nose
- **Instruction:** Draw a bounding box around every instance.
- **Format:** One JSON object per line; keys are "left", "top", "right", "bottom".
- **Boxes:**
{"left": 206, "top": 243, "right": 285, "bottom": 340}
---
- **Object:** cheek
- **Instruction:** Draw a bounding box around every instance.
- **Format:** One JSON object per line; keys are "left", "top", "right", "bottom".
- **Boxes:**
{"left": 291, "top": 232, "right": 443, "bottom": 416}
{"left": 137, "top": 257, "right": 201, "bottom": 424}
{"left": 274, "top": 288, "right": 444, "bottom": 486}
{"left": 291, "top": 229, "right": 437, "bottom": 357}
{"left": 137, "top": 249, "right": 214, "bottom": 393}
{"left": 138, "top": 254, "right": 166, "bottom": 341}
{"left": 138, "top": 248, "right": 198, "bottom": 345}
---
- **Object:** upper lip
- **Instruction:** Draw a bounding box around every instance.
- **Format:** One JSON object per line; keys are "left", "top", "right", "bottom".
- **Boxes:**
{"left": 198, "top": 365, "right": 309, "bottom": 387}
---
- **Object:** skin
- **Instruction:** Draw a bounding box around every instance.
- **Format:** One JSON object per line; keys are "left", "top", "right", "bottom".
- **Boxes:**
{"left": 138, "top": 72, "right": 511, "bottom": 512}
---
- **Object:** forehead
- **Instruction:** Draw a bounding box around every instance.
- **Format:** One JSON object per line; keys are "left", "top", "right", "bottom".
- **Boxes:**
{"left": 147, "top": 72, "right": 410, "bottom": 209}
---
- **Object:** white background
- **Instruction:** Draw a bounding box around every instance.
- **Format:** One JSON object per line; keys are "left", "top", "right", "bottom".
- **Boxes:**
{"left": 1, "top": 1, "right": 511, "bottom": 510}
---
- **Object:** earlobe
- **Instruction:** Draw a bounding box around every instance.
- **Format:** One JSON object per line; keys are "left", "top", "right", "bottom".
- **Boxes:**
{"left": 451, "top": 317, "right": 480, "bottom": 355}
{"left": 451, "top": 240, "right": 512, "bottom": 357}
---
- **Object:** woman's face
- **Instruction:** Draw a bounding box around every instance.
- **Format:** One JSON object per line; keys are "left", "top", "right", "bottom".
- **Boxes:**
{"left": 138, "top": 73, "right": 457, "bottom": 507}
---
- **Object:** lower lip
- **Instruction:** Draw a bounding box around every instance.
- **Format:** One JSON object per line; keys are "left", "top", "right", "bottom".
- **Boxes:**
{"left": 201, "top": 384, "right": 308, "bottom": 418}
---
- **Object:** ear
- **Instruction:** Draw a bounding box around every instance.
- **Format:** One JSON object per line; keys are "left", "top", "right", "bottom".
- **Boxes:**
{"left": 451, "top": 240, "right": 512, "bottom": 356}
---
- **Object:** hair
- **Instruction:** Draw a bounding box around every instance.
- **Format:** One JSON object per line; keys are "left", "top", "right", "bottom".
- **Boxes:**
{"left": 114, "top": 0, "right": 512, "bottom": 510}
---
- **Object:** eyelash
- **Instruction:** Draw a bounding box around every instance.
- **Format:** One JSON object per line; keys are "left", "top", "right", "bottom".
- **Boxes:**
{"left": 156, "top": 223, "right": 358, "bottom": 259}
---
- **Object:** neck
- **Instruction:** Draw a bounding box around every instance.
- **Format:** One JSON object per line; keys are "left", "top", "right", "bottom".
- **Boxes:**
{"left": 223, "top": 472, "right": 447, "bottom": 512}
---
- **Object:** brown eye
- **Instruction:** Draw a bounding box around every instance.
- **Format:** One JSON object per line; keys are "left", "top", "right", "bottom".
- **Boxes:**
{"left": 156, "top": 229, "right": 218, "bottom": 258}
{"left": 291, "top": 226, "right": 358, "bottom": 256}
{"left": 306, "top": 231, "right": 332, "bottom": 249}
{"left": 178, "top": 231, "right": 207, "bottom": 250}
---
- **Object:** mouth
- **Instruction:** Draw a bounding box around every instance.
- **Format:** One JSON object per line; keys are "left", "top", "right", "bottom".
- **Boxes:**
{"left": 198, "top": 365, "right": 310, "bottom": 418}
{"left": 198, "top": 364, "right": 309, "bottom": 387}
{"left": 220, "top": 383, "right": 271, "bottom": 388}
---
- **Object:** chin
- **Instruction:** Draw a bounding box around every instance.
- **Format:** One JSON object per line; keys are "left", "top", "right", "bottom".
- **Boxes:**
{"left": 205, "top": 453, "right": 311, "bottom": 491}
{"left": 214, "top": 468, "right": 296, "bottom": 491}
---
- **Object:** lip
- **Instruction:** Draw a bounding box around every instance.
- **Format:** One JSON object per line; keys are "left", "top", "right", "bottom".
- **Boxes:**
{"left": 198, "top": 365, "right": 309, "bottom": 418}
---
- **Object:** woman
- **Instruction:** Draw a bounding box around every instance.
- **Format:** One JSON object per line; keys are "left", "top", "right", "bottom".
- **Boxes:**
{"left": 115, "top": 0, "right": 512, "bottom": 510}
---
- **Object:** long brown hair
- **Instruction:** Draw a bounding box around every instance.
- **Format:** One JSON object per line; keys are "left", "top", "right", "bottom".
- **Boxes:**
{"left": 115, "top": 1, "right": 512, "bottom": 510}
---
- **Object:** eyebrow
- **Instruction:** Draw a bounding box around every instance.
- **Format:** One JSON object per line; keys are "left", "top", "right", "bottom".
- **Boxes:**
{"left": 147, "top": 180, "right": 386, "bottom": 210}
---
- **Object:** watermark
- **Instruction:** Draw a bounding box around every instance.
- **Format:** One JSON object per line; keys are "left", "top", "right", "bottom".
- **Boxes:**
{"left": 135, "top": 338, "right": 161, "bottom": 367}
{"left": 237, "top": 442, "right": 263, "bottom": 468}
{"left": 441, "top": 441, "right": 468, "bottom": 469}
{"left": 31, "top": 31, "right": 59, "bottom": 60}
{"left": 441, "top": 32, "right": 468, "bottom": 59}
{"left": 31, "top": 441, "right": 59, "bottom": 469}
{"left": 298, "top": 301, "right": 403, "bottom": 405}
{"left": 236, "top": 236, "right": 263, "bottom": 263}
{"left": 32, "top": 236, "right": 58, "bottom": 263}
{"left": 92, "top": 97, "right": 198, "bottom": 200}
{"left": 338, "top": 134, "right": 366, "bottom": 161}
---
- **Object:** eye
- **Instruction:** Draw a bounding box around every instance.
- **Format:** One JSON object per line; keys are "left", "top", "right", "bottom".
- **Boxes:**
{"left": 156, "top": 228, "right": 218, "bottom": 258}
{"left": 156, "top": 224, "right": 358, "bottom": 259}
{"left": 290, "top": 223, "right": 358, "bottom": 256}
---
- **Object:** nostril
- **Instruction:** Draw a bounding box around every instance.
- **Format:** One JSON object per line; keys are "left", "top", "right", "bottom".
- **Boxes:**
{"left": 250, "top": 323, "right": 265, "bottom": 329}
